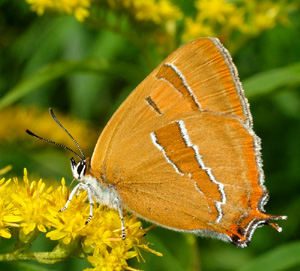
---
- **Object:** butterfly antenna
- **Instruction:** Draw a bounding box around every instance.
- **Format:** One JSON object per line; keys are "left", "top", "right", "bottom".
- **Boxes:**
{"left": 26, "top": 129, "right": 83, "bottom": 161}
{"left": 49, "top": 108, "right": 86, "bottom": 160}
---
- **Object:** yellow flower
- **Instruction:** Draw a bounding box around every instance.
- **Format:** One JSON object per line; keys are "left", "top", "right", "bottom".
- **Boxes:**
{"left": 46, "top": 190, "right": 91, "bottom": 246}
{"left": 195, "top": 0, "right": 235, "bottom": 23}
{"left": 55, "top": 0, "right": 91, "bottom": 22}
{"left": 45, "top": 175, "right": 162, "bottom": 268}
{"left": 26, "top": 0, "right": 54, "bottom": 15}
{"left": 0, "top": 178, "right": 23, "bottom": 238}
{"left": 253, "top": 4, "right": 279, "bottom": 31}
{"left": 182, "top": 0, "right": 237, "bottom": 42}
{"left": 0, "top": 168, "right": 160, "bottom": 268}
{"left": 182, "top": 17, "right": 215, "bottom": 41}
{"left": 10, "top": 169, "right": 53, "bottom": 243}
{"left": 74, "top": 6, "right": 90, "bottom": 22}
{"left": 84, "top": 245, "right": 138, "bottom": 271}
{"left": 182, "top": 0, "right": 291, "bottom": 48}
{"left": 46, "top": 187, "right": 160, "bottom": 269}
{"left": 107, "top": 0, "right": 182, "bottom": 25}
{"left": 157, "top": 0, "right": 183, "bottom": 22}
{"left": 25, "top": 0, "right": 182, "bottom": 24}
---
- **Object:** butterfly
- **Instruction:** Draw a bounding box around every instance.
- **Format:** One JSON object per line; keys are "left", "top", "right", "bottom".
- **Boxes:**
{"left": 27, "top": 37, "right": 286, "bottom": 248}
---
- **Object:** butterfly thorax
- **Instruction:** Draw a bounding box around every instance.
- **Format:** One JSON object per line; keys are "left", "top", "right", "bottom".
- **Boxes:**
{"left": 82, "top": 174, "right": 120, "bottom": 210}
{"left": 71, "top": 157, "right": 121, "bottom": 211}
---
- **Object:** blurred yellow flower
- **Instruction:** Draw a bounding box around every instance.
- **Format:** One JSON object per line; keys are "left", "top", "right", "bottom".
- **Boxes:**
{"left": 252, "top": 3, "right": 281, "bottom": 32}
{"left": 182, "top": 0, "right": 291, "bottom": 50}
{"left": 195, "top": 0, "right": 234, "bottom": 23}
{"left": 130, "top": 0, "right": 182, "bottom": 24}
{"left": 24, "top": 0, "right": 293, "bottom": 52}
{"left": 0, "top": 169, "right": 161, "bottom": 269}
{"left": 59, "top": 0, "right": 91, "bottom": 21}
{"left": 26, "top": 0, "right": 91, "bottom": 21}
{"left": 0, "top": 106, "right": 98, "bottom": 153}
{"left": 26, "top": 0, "right": 182, "bottom": 25}
{"left": 26, "top": 0, "right": 54, "bottom": 15}
{"left": 182, "top": 17, "right": 215, "bottom": 41}
{"left": 226, "top": 8, "right": 247, "bottom": 32}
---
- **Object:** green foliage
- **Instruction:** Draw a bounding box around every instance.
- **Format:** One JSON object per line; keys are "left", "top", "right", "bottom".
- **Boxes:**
{"left": 238, "top": 241, "right": 300, "bottom": 271}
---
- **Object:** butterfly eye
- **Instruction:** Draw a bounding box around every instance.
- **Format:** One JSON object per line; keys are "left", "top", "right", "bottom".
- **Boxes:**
{"left": 77, "top": 161, "right": 86, "bottom": 176}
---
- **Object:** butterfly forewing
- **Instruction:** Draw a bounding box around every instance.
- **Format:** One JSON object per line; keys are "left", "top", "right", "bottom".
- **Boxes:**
{"left": 92, "top": 38, "right": 250, "bottom": 170}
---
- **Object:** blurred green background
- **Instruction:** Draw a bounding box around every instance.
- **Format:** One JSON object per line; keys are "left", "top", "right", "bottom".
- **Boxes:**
{"left": 0, "top": 0, "right": 300, "bottom": 270}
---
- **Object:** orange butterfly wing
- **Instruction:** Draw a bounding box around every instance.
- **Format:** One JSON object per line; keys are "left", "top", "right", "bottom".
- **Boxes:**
{"left": 90, "top": 38, "right": 284, "bottom": 247}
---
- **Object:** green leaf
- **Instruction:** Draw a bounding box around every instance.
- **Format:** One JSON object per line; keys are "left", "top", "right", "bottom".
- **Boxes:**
{"left": 131, "top": 228, "right": 196, "bottom": 271}
{"left": 237, "top": 241, "right": 300, "bottom": 271}
{"left": 0, "top": 58, "right": 142, "bottom": 111}
{"left": 243, "top": 62, "right": 300, "bottom": 98}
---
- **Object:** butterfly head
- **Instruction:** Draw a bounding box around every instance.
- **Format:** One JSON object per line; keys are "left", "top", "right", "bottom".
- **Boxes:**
{"left": 70, "top": 157, "right": 86, "bottom": 180}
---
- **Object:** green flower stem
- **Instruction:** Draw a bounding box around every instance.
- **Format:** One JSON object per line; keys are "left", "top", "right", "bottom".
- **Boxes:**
{"left": 0, "top": 250, "right": 72, "bottom": 264}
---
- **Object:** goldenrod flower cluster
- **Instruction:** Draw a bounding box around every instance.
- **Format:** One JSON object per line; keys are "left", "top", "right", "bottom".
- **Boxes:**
{"left": 0, "top": 169, "right": 161, "bottom": 270}
{"left": 106, "top": 0, "right": 182, "bottom": 24}
{"left": 25, "top": 0, "right": 182, "bottom": 23}
{"left": 182, "top": 0, "right": 290, "bottom": 42}
{"left": 24, "top": 0, "right": 293, "bottom": 51}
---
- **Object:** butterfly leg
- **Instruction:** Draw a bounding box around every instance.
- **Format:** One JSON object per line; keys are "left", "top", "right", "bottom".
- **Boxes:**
{"left": 114, "top": 197, "right": 126, "bottom": 240}
{"left": 85, "top": 183, "right": 94, "bottom": 224}
{"left": 59, "top": 182, "right": 83, "bottom": 212}
{"left": 60, "top": 182, "right": 95, "bottom": 224}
